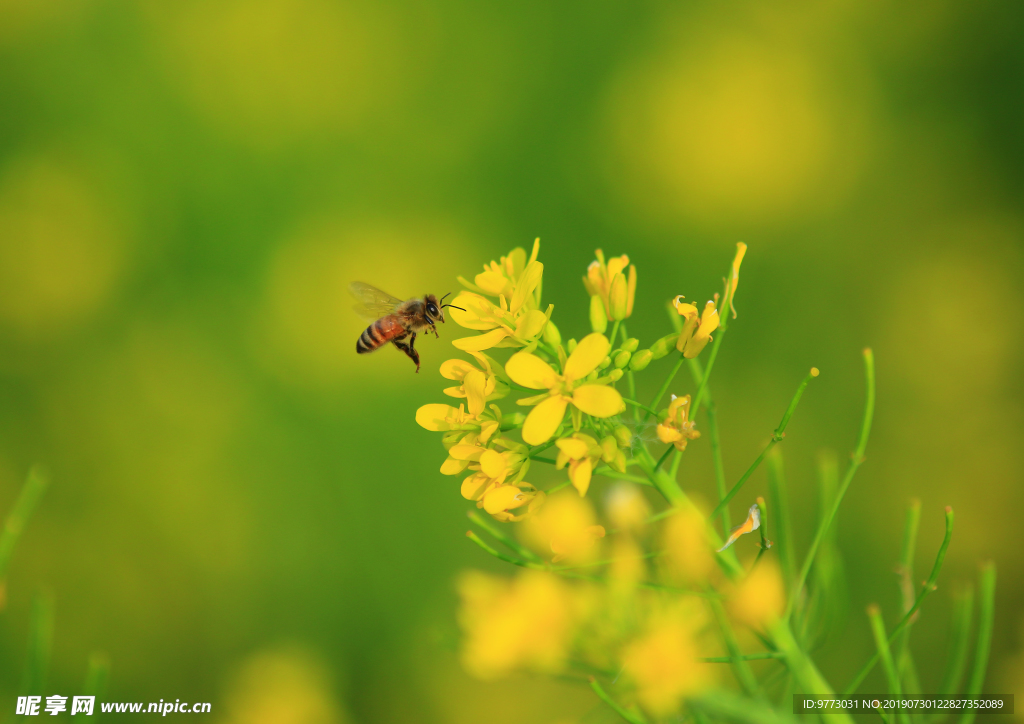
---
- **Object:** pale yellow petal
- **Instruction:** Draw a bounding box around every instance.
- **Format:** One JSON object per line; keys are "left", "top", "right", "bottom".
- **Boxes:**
{"left": 515, "top": 308, "right": 548, "bottom": 341}
{"left": 482, "top": 485, "right": 524, "bottom": 514}
{"left": 448, "top": 292, "right": 500, "bottom": 330}
{"left": 448, "top": 444, "right": 484, "bottom": 461}
{"left": 453, "top": 327, "right": 509, "bottom": 352}
{"left": 505, "top": 351, "right": 559, "bottom": 389}
{"left": 522, "top": 395, "right": 568, "bottom": 445}
{"left": 606, "top": 255, "right": 628, "bottom": 279}
{"left": 563, "top": 333, "right": 611, "bottom": 380}
{"left": 441, "top": 457, "right": 469, "bottom": 475}
{"left": 572, "top": 385, "right": 625, "bottom": 418}
{"left": 461, "top": 473, "right": 491, "bottom": 501}
{"left": 475, "top": 269, "right": 512, "bottom": 297}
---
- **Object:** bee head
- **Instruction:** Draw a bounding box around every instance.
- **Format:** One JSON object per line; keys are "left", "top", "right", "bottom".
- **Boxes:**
{"left": 429, "top": 292, "right": 464, "bottom": 324}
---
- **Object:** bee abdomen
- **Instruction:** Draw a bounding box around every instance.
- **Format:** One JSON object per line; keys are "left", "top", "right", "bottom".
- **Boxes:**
{"left": 356, "top": 317, "right": 399, "bottom": 354}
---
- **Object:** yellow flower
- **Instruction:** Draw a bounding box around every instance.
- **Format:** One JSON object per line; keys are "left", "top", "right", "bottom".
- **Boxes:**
{"left": 449, "top": 239, "right": 552, "bottom": 352}
{"left": 444, "top": 436, "right": 544, "bottom": 520}
{"left": 583, "top": 249, "right": 637, "bottom": 321}
{"left": 457, "top": 570, "right": 573, "bottom": 680}
{"left": 521, "top": 491, "right": 606, "bottom": 563}
{"left": 458, "top": 238, "right": 540, "bottom": 299}
{"left": 728, "top": 559, "right": 785, "bottom": 629}
{"left": 656, "top": 394, "right": 701, "bottom": 451}
{"left": 661, "top": 505, "right": 715, "bottom": 585}
{"left": 622, "top": 603, "right": 713, "bottom": 716}
{"left": 555, "top": 432, "right": 626, "bottom": 497}
{"left": 440, "top": 352, "right": 509, "bottom": 415}
{"left": 506, "top": 333, "right": 626, "bottom": 446}
{"left": 672, "top": 298, "right": 720, "bottom": 358}
{"left": 606, "top": 483, "right": 651, "bottom": 534}
{"left": 724, "top": 242, "right": 748, "bottom": 319}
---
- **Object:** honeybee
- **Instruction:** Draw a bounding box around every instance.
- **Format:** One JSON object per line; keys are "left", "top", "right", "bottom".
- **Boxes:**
{"left": 350, "top": 282, "right": 464, "bottom": 372}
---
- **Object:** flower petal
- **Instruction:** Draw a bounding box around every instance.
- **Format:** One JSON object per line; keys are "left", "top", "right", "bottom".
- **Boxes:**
{"left": 475, "top": 270, "right": 512, "bottom": 297}
{"left": 441, "top": 457, "right": 469, "bottom": 475}
{"left": 440, "top": 359, "right": 476, "bottom": 381}
{"left": 570, "top": 458, "right": 592, "bottom": 497}
{"left": 453, "top": 327, "right": 510, "bottom": 352}
{"left": 510, "top": 260, "right": 543, "bottom": 313}
{"left": 564, "top": 333, "right": 611, "bottom": 381}
{"left": 572, "top": 385, "right": 625, "bottom": 418}
{"left": 505, "top": 352, "right": 559, "bottom": 389}
{"left": 461, "top": 473, "right": 492, "bottom": 501}
{"left": 555, "top": 437, "right": 589, "bottom": 460}
{"left": 449, "top": 293, "right": 502, "bottom": 331}
{"left": 482, "top": 485, "right": 524, "bottom": 514}
{"left": 479, "top": 449, "right": 507, "bottom": 479}
{"left": 515, "top": 308, "right": 548, "bottom": 341}
{"left": 464, "top": 369, "right": 488, "bottom": 415}
{"left": 415, "top": 404, "right": 459, "bottom": 431}
{"left": 522, "top": 395, "right": 568, "bottom": 445}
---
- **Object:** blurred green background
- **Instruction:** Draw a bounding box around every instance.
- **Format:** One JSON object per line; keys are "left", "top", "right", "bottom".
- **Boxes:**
{"left": 0, "top": 0, "right": 1022, "bottom": 721}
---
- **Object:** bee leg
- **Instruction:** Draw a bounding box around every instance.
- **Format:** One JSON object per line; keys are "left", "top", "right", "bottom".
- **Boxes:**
{"left": 393, "top": 333, "right": 420, "bottom": 373}
{"left": 432, "top": 325, "right": 439, "bottom": 339}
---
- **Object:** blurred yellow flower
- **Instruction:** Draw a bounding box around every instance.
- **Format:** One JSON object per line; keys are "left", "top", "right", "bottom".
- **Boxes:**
{"left": 522, "top": 491, "right": 606, "bottom": 563}
{"left": 583, "top": 249, "right": 636, "bottom": 322}
{"left": 622, "top": 604, "right": 712, "bottom": 716}
{"left": 657, "top": 394, "right": 700, "bottom": 451}
{"left": 440, "top": 352, "right": 509, "bottom": 415}
{"left": 506, "top": 333, "right": 625, "bottom": 445}
{"left": 605, "top": 483, "right": 651, "bottom": 534}
{"left": 728, "top": 559, "right": 785, "bottom": 629}
{"left": 457, "top": 570, "right": 574, "bottom": 680}
{"left": 672, "top": 298, "right": 720, "bottom": 358}
{"left": 449, "top": 239, "right": 551, "bottom": 352}
{"left": 661, "top": 505, "right": 715, "bottom": 585}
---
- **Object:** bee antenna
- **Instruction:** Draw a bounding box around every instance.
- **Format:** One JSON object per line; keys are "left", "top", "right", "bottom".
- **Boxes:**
{"left": 439, "top": 291, "right": 452, "bottom": 303}
{"left": 443, "top": 304, "right": 466, "bottom": 312}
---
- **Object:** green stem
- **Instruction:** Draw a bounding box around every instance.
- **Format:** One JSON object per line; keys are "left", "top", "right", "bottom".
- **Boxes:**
{"left": 621, "top": 398, "right": 660, "bottom": 418}
{"left": 467, "top": 510, "right": 543, "bottom": 563}
{"left": 653, "top": 445, "right": 674, "bottom": 472}
{"left": 959, "top": 563, "right": 996, "bottom": 724}
{"left": 620, "top": 322, "right": 637, "bottom": 415}
{"left": 589, "top": 677, "right": 649, "bottom": 724}
{"left": 840, "top": 506, "right": 954, "bottom": 697}
{"left": 691, "top": 329, "right": 726, "bottom": 414}
{"left": 869, "top": 605, "right": 908, "bottom": 724}
{"left": 609, "top": 320, "right": 621, "bottom": 350}
{"left": 699, "top": 652, "right": 784, "bottom": 663}
{"left": 770, "top": 620, "right": 855, "bottom": 724}
{"left": 642, "top": 353, "right": 686, "bottom": 424}
{"left": 787, "top": 350, "right": 874, "bottom": 623}
{"left": 530, "top": 456, "right": 557, "bottom": 465}
{"left": 710, "top": 368, "right": 818, "bottom": 522}
{"left": 688, "top": 357, "right": 731, "bottom": 535}
{"left": 0, "top": 467, "right": 49, "bottom": 580}
{"left": 709, "top": 596, "right": 759, "bottom": 696}
{"left": 766, "top": 450, "right": 794, "bottom": 588}
{"left": 465, "top": 530, "right": 543, "bottom": 570}
{"left": 21, "top": 593, "right": 54, "bottom": 696}
{"left": 895, "top": 499, "right": 921, "bottom": 696}
{"left": 593, "top": 468, "right": 654, "bottom": 486}
{"left": 933, "top": 584, "right": 974, "bottom": 706}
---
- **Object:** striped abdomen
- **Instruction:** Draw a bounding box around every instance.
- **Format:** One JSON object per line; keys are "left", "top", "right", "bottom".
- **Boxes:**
{"left": 356, "top": 315, "right": 407, "bottom": 354}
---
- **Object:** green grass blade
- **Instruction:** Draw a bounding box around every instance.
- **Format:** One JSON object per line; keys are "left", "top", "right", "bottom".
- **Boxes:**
{"left": 21, "top": 592, "right": 54, "bottom": 696}
{"left": 787, "top": 349, "right": 874, "bottom": 622}
{"left": 709, "top": 597, "right": 759, "bottom": 696}
{"left": 0, "top": 467, "right": 49, "bottom": 581}
{"left": 958, "top": 563, "right": 996, "bottom": 724}
{"left": 896, "top": 499, "right": 921, "bottom": 699}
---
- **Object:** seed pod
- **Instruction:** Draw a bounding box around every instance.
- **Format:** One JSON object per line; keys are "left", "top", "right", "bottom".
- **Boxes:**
{"left": 613, "top": 350, "right": 631, "bottom": 368}
{"left": 589, "top": 295, "right": 608, "bottom": 334}
{"left": 630, "top": 349, "right": 653, "bottom": 371}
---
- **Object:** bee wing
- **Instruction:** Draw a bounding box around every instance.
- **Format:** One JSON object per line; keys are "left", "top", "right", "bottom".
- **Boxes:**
{"left": 349, "top": 282, "right": 404, "bottom": 319}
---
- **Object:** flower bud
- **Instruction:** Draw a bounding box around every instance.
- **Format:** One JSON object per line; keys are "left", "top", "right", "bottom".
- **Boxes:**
{"left": 599, "top": 356, "right": 611, "bottom": 370}
{"left": 600, "top": 436, "right": 618, "bottom": 463}
{"left": 630, "top": 349, "right": 653, "bottom": 371}
{"left": 613, "top": 425, "right": 632, "bottom": 448}
{"left": 613, "top": 350, "right": 631, "bottom": 368}
{"left": 543, "top": 318, "right": 561, "bottom": 347}
{"left": 650, "top": 332, "right": 679, "bottom": 360}
{"left": 621, "top": 337, "right": 639, "bottom": 353}
{"left": 589, "top": 295, "right": 607, "bottom": 334}
{"left": 608, "top": 368, "right": 624, "bottom": 382}
{"left": 611, "top": 449, "right": 627, "bottom": 473}
{"left": 567, "top": 338, "right": 577, "bottom": 354}
{"left": 609, "top": 273, "right": 628, "bottom": 320}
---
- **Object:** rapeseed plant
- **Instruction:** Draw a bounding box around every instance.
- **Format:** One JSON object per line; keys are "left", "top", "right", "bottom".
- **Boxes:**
{"left": 417, "top": 241, "right": 998, "bottom": 723}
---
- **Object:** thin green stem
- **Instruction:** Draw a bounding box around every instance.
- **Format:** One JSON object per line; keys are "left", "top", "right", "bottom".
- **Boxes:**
{"left": 21, "top": 593, "right": 54, "bottom": 696}
{"left": 609, "top": 320, "right": 621, "bottom": 349}
{"left": 593, "top": 468, "right": 654, "bottom": 486}
{"left": 766, "top": 450, "right": 794, "bottom": 588}
{"left": 467, "top": 510, "right": 543, "bottom": 563}
{"left": 933, "top": 585, "right": 974, "bottom": 706}
{"left": 710, "top": 368, "right": 819, "bottom": 522}
{"left": 709, "top": 596, "right": 759, "bottom": 696}
{"left": 620, "top": 322, "right": 637, "bottom": 415}
{"left": 642, "top": 353, "right": 686, "bottom": 424}
{"left": 699, "top": 652, "right": 784, "bottom": 663}
{"left": 959, "top": 563, "right": 996, "bottom": 724}
{"left": 589, "top": 677, "right": 649, "bottom": 724}
{"left": 621, "top": 398, "right": 660, "bottom": 418}
{"left": 787, "top": 350, "right": 873, "bottom": 623}
{"left": 688, "top": 357, "right": 730, "bottom": 535}
{"left": 691, "top": 330, "right": 725, "bottom": 415}
{"left": 669, "top": 446, "right": 683, "bottom": 478}
{"left": 770, "top": 620, "right": 855, "bottom": 724}
{"left": 653, "top": 445, "right": 674, "bottom": 472}
{"left": 896, "top": 499, "right": 921, "bottom": 696}
{"left": 840, "top": 506, "right": 954, "bottom": 697}
{"left": 465, "top": 530, "right": 543, "bottom": 570}
{"left": 530, "top": 455, "right": 557, "bottom": 465}
{"left": 0, "top": 467, "right": 49, "bottom": 580}
{"left": 868, "top": 605, "right": 908, "bottom": 724}
{"left": 552, "top": 551, "right": 662, "bottom": 571}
